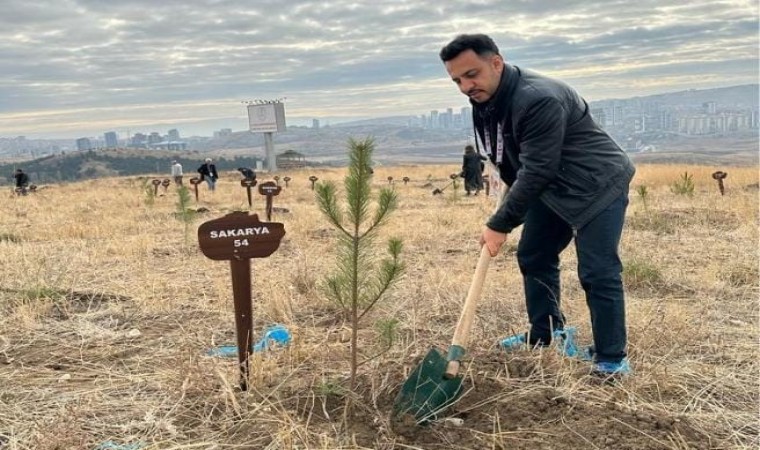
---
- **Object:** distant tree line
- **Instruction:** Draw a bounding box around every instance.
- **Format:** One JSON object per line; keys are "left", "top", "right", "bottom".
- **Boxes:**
{"left": 0, "top": 151, "right": 264, "bottom": 185}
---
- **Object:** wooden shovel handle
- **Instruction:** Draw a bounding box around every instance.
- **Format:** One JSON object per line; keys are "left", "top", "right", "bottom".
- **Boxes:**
{"left": 444, "top": 245, "right": 492, "bottom": 378}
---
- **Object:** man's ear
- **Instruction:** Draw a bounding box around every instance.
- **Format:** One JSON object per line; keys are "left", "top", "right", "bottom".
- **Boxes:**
{"left": 491, "top": 54, "right": 504, "bottom": 73}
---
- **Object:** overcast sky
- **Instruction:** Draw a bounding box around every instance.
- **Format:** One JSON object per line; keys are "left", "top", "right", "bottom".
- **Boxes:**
{"left": 2, "top": 0, "right": 757, "bottom": 138}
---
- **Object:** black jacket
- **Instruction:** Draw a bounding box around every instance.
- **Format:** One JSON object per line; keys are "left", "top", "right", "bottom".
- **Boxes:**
{"left": 14, "top": 172, "right": 29, "bottom": 187}
{"left": 462, "top": 152, "right": 485, "bottom": 190}
{"left": 197, "top": 163, "right": 218, "bottom": 181}
{"left": 474, "top": 64, "right": 635, "bottom": 233}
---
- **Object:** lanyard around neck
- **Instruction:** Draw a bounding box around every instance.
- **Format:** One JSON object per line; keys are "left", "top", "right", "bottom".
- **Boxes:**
{"left": 483, "top": 121, "right": 504, "bottom": 165}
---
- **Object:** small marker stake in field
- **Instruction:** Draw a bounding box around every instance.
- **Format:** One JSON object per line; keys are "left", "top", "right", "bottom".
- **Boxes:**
{"left": 258, "top": 181, "right": 282, "bottom": 221}
{"left": 483, "top": 174, "right": 490, "bottom": 196}
{"left": 240, "top": 178, "right": 258, "bottom": 207}
{"left": 387, "top": 176, "right": 394, "bottom": 185}
{"left": 712, "top": 171, "right": 728, "bottom": 196}
{"left": 161, "top": 179, "right": 171, "bottom": 193}
{"left": 273, "top": 175, "right": 280, "bottom": 186}
{"left": 283, "top": 176, "right": 291, "bottom": 187}
{"left": 189, "top": 177, "right": 201, "bottom": 201}
{"left": 309, "top": 176, "right": 318, "bottom": 190}
{"left": 152, "top": 179, "right": 161, "bottom": 196}
{"left": 198, "top": 212, "right": 286, "bottom": 391}
{"left": 403, "top": 176, "right": 410, "bottom": 185}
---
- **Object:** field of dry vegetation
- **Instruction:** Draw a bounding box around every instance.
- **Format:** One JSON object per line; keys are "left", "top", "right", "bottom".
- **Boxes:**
{"left": 0, "top": 162, "right": 758, "bottom": 450}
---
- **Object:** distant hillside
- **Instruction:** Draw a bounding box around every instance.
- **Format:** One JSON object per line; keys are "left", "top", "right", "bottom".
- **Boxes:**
{"left": 0, "top": 149, "right": 265, "bottom": 185}
{"left": 2, "top": 84, "right": 756, "bottom": 180}
{"left": 593, "top": 84, "right": 759, "bottom": 109}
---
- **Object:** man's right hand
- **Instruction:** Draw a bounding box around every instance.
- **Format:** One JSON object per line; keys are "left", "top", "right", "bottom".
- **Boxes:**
{"left": 480, "top": 227, "right": 508, "bottom": 257}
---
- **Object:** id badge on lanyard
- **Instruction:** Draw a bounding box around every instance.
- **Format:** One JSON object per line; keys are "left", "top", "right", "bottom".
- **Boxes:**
{"left": 483, "top": 122, "right": 504, "bottom": 165}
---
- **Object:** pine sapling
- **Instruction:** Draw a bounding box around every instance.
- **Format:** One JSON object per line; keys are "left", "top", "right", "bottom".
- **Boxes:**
{"left": 315, "top": 137, "right": 405, "bottom": 390}
{"left": 175, "top": 185, "right": 195, "bottom": 246}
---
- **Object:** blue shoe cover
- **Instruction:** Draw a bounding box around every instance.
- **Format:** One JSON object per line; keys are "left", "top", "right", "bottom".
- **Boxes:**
{"left": 553, "top": 326, "right": 579, "bottom": 357}
{"left": 499, "top": 332, "right": 527, "bottom": 349}
{"left": 499, "top": 326, "right": 578, "bottom": 357}
{"left": 592, "top": 358, "right": 632, "bottom": 376}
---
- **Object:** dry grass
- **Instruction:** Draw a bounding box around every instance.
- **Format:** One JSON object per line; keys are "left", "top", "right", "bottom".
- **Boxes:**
{"left": 0, "top": 163, "right": 757, "bottom": 449}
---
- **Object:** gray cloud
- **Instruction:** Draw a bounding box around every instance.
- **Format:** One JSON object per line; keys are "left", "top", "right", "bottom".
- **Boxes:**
{"left": 0, "top": 0, "right": 756, "bottom": 137}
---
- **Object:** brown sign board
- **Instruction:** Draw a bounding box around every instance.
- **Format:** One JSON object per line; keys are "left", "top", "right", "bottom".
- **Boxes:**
{"left": 152, "top": 179, "right": 161, "bottom": 186}
{"left": 162, "top": 179, "right": 171, "bottom": 187}
{"left": 241, "top": 179, "right": 257, "bottom": 188}
{"left": 198, "top": 212, "right": 285, "bottom": 261}
{"left": 258, "top": 181, "right": 282, "bottom": 196}
{"left": 189, "top": 177, "right": 201, "bottom": 185}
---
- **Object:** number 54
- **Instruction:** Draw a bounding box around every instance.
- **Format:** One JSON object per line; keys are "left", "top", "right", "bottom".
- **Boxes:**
{"left": 234, "top": 239, "right": 249, "bottom": 247}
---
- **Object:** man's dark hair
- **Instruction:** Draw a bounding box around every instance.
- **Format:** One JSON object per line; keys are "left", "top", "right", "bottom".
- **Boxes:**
{"left": 439, "top": 34, "right": 500, "bottom": 62}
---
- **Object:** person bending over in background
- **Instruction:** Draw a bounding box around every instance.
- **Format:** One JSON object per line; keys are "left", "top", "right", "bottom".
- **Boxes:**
{"left": 462, "top": 144, "right": 486, "bottom": 195}
{"left": 13, "top": 168, "right": 29, "bottom": 195}
{"left": 237, "top": 167, "right": 256, "bottom": 181}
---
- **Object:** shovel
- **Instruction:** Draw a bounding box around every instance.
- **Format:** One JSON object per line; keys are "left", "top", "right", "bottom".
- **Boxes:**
{"left": 432, "top": 173, "right": 463, "bottom": 195}
{"left": 431, "top": 180, "right": 453, "bottom": 195}
{"left": 393, "top": 245, "right": 492, "bottom": 424}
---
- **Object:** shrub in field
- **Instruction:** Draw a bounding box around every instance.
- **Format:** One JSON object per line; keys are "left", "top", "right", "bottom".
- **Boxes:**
{"left": 623, "top": 259, "right": 663, "bottom": 290}
{"left": 671, "top": 171, "right": 695, "bottom": 197}
{"left": 0, "top": 232, "right": 21, "bottom": 243}
{"left": 142, "top": 178, "right": 156, "bottom": 206}
{"left": 175, "top": 185, "right": 195, "bottom": 246}
{"left": 636, "top": 185, "right": 649, "bottom": 210}
{"left": 315, "top": 137, "right": 405, "bottom": 390}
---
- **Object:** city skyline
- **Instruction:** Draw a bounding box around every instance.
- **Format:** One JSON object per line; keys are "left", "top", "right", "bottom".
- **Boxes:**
{"left": 1, "top": 0, "right": 757, "bottom": 139}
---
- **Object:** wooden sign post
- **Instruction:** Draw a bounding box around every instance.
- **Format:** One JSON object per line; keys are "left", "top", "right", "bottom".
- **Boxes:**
{"left": 309, "top": 176, "right": 318, "bottom": 190}
{"left": 258, "top": 181, "right": 282, "bottom": 221}
{"left": 403, "top": 176, "right": 410, "bottom": 185}
{"left": 152, "top": 179, "right": 161, "bottom": 196}
{"left": 283, "top": 176, "right": 291, "bottom": 188}
{"left": 483, "top": 174, "right": 490, "bottom": 196}
{"left": 161, "top": 179, "right": 171, "bottom": 193}
{"left": 712, "top": 171, "right": 728, "bottom": 196}
{"left": 198, "top": 212, "right": 286, "bottom": 391}
{"left": 241, "top": 178, "right": 258, "bottom": 207}
{"left": 189, "top": 177, "right": 201, "bottom": 201}
{"left": 387, "top": 176, "right": 394, "bottom": 185}
{"left": 273, "top": 175, "right": 280, "bottom": 186}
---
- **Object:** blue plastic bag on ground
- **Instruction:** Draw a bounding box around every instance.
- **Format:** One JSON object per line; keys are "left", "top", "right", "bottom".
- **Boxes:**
{"left": 206, "top": 324, "right": 291, "bottom": 357}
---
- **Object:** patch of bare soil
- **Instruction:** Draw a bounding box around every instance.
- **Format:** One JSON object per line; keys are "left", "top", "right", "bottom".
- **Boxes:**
{"left": 273, "top": 350, "right": 711, "bottom": 449}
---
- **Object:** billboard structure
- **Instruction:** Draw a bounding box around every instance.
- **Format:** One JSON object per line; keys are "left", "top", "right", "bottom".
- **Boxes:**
{"left": 246, "top": 101, "right": 287, "bottom": 171}
{"left": 247, "top": 103, "right": 287, "bottom": 133}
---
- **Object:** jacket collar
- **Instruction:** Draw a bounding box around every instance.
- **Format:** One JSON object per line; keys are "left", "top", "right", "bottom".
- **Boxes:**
{"left": 472, "top": 63, "right": 520, "bottom": 120}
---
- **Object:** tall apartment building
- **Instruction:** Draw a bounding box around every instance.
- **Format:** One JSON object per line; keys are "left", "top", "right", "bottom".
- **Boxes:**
{"left": 104, "top": 131, "right": 118, "bottom": 148}
{"left": 148, "top": 132, "right": 162, "bottom": 145}
{"left": 76, "top": 138, "right": 92, "bottom": 151}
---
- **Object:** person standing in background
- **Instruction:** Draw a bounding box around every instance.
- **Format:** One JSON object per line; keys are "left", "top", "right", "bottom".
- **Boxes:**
{"left": 197, "top": 158, "right": 218, "bottom": 191}
{"left": 171, "top": 160, "right": 184, "bottom": 186}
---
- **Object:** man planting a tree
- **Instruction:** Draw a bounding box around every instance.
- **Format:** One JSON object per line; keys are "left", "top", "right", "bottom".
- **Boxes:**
{"left": 439, "top": 34, "right": 635, "bottom": 376}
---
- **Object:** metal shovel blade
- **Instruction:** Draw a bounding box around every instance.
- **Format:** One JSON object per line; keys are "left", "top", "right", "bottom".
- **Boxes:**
{"left": 392, "top": 347, "right": 463, "bottom": 424}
